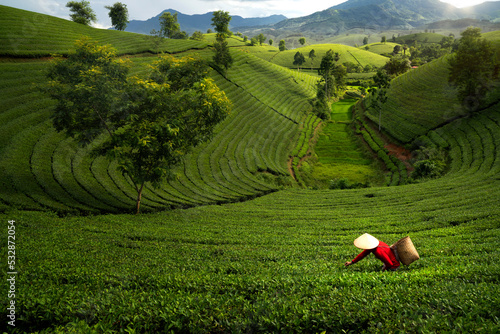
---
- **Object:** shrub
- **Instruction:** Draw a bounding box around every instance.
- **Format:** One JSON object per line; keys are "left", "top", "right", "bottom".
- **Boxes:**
{"left": 411, "top": 145, "right": 447, "bottom": 179}
{"left": 412, "top": 159, "right": 446, "bottom": 179}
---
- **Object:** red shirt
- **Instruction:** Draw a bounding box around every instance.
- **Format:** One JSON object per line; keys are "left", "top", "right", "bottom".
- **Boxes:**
{"left": 351, "top": 241, "right": 400, "bottom": 270}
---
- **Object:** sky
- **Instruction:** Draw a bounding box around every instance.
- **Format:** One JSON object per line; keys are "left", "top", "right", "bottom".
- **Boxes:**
{"left": 0, "top": 0, "right": 496, "bottom": 29}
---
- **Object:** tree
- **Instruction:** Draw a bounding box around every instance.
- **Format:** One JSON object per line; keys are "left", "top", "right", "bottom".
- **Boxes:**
{"left": 159, "top": 12, "right": 181, "bottom": 38}
{"left": 318, "top": 49, "right": 340, "bottom": 100}
{"left": 392, "top": 45, "right": 401, "bottom": 55}
{"left": 190, "top": 31, "right": 204, "bottom": 41}
{"left": 402, "top": 44, "right": 408, "bottom": 56}
{"left": 211, "top": 10, "right": 232, "bottom": 39}
{"left": 269, "top": 39, "right": 273, "bottom": 46}
{"left": 279, "top": 39, "right": 286, "bottom": 51}
{"left": 370, "top": 69, "right": 391, "bottom": 131}
{"left": 363, "top": 36, "right": 369, "bottom": 45}
{"left": 257, "top": 33, "right": 266, "bottom": 45}
{"left": 213, "top": 38, "right": 233, "bottom": 75}
{"left": 383, "top": 56, "right": 411, "bottom": 77}
{"left": 149, "top": 29, "right": 164, "bottom": 54}
{"left": 211, "top": 11, "right": 233, "bottom": 75}
{"left": 293, "top": 51, "right": 306, "bottom": 71}
{"left": 66, "top": 1, "right": 96, "bottom": 26}
{"left": 159, "top": 12, "right": 180, "bottom": 38}
{"left": 43, "top": 38, "right": 231, "bottom": 214}
{"left": 309, "top": 49, "right": 316, "bottom": 70}
{"left": 105, "top": 2, "right": 128, "bottom": 31}
{"left": 381, "top": 36, "right": 387, "bottom": 44}
{"left": 448, "top": 27, "right": 497, "bottom": 112}
{"left": 299, "top": 37, "right": 306, "bottom": 46}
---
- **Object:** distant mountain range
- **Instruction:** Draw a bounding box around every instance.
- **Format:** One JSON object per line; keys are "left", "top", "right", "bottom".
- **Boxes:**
{"left": 124, "top": 9, "right": 287, "bottom": 35}
{"left": 273, "top": 0, "right": 500, "bottom": 34}
{"left": 123, "top": 0, "right": 500, "bottom": 38}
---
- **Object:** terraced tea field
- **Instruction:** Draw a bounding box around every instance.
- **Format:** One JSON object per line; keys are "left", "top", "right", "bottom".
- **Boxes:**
{"left": 3, "top": 98, "right": 500, "bottom": 331}
{"left": 364, "top": 55, "right": 464, "bottom": 143}
{"left": 0, "top": 51, "right": 318, "bottom": 213}
{"left": 302, "top": 100, "right": 382, "bottom": 187}
{"left": 0, "top": 5, "right": 206, "bottom": 57}
{"left": 1, "top": 5, "right": 500, "bottom": 333}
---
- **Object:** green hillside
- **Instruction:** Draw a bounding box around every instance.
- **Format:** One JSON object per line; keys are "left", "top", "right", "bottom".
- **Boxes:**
{"left": 363, "top": 53, "right": 500, "bottom": 144}
{"left": 0, "top": 5, "right": 207, "bottom": 56}
{"left": 256, "top": 44, "right": 389, "bottom": 69}
{"left": 360, "top": 42, "right": 403, "bottom": 56}
{"left": 0, "top": 6, "right": 320, "bottom": 214}
{"left": 0, "top": 55, "right": 318, "bottom": 213}
{"left": 5, "top": 90, "right": 500, "bottom": 332}
{"left": 395, "top": 32, "right": 447, "bottom": 45}
{"left": 363, "top": 56, "right": 461, "bottom": 143}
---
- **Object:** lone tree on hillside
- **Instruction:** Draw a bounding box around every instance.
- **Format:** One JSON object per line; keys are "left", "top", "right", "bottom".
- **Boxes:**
{"left": 293, "top": 51, "right": 306, "bottom": 71}
{"left": 313, "top": 50, "right": 345, "bottom": 120}
{"left": 66, "top": 1, "right": 96, "bottom": 26}
{"left": 318, "top": 49, "right": 340, "bottom": 100}
{"left": 211, "top": 10, "right": 232, "bottom": 39}
{"left": 190, "top": 31, "right": 204, "bottom": 41}
{"left": 257, "top": 33, "right": 266, "bottom": 45}
{"left": 105, "top": 2, "right": 129, "bottom": 31}
{"left": 309, "top": 49, "right": 316, "bottom": 70}
{"left": 383, "top": 56, "right": 411, "bottom": 77}
{"left": 279, "top": 39, "right": 286, "bottom": 51}
{"left": 213, "top": 38, "right": 233, "bottom": 75}
{"left": 299, "top": 37, "right": 306, "bottom": 46}
{"left": 371, "top": 69, "right": 391, "bottom": 131}
{"left": 159, "top": 12, "right": 181, "bottom": 38}
{"left": 211, "top": 10, "right": 233, "bottom": 76}
{"left": 449, "top": 27, "right": 497, "bottom": 113}
{"left": 43, "top": 38, "right": 231, "bottom": 214}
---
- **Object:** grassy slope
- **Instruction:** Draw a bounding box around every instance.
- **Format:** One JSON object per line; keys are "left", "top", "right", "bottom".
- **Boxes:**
{"left": 252, "top": 44, "right": 389, "bottom": 69}
{"left": 4, "top": 97, "right": 500, "bottom": 331}
{"left": 395, "top": 32, "right": 447, "bottom": 44}
{"left": 0, "top": 6, "right": 319, "bottom": 213}
{"left": 361, "top": 30, "right": 500, "bottom": 144}
{"left": 364, "top": 55, "right": 462, "bottom": 143}
{"left": 305, "top": 100, "right": 382, "bottom": 187}
{"left": 360, "top": 42, "right": 402, "bottom": 55}
{"left": 0, "top": 5, "right": 207, "bottom": 56}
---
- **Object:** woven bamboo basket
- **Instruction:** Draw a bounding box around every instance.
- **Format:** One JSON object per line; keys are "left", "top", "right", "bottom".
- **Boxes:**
{"left": 391, "top": 236, "right": 419, "bottom": 266}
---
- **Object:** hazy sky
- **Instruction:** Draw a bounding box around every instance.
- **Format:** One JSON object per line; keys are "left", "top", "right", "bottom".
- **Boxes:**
{"left": 0, "top": 0, "right": 496, "bottom": 29}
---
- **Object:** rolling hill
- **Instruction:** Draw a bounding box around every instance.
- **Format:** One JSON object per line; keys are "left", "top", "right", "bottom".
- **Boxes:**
{"left": 0, "top": 5, "right": 207, "bottom": 57}
{"left": 261, "top": 44, "right": 389, "bottom": 69}
{"left": 1, "top": 5, "right": 500, "bottom": 333}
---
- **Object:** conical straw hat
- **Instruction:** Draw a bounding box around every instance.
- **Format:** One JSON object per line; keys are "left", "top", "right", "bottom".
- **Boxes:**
{"left": 353, "top": 233, "right": 379, "bottom": 250}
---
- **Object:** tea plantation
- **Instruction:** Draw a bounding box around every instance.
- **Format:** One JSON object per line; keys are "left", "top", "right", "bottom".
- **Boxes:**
{"left": 1, "top": 5, "right": 500, "bottom": 333}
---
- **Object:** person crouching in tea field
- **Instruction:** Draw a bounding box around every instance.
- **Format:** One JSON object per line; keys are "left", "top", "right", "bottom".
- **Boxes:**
{"left": 344, "top": 233, "right": 400, "bottom": 271}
